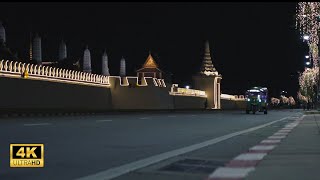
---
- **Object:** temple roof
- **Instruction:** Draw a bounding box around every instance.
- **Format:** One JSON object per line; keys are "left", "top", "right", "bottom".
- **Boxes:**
{"left": 143, "top": 53, "right": 158, "bottom": 68}
{"left": 137, "top": 53, "right": 162, "bottom": 72}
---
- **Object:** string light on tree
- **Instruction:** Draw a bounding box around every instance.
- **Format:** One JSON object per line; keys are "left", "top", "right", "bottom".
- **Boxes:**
{"left": 296, "top": 2, "right": 320, "bottom": 104}
{"left": 296, "top": 2, "right": 320, "bottom": 66}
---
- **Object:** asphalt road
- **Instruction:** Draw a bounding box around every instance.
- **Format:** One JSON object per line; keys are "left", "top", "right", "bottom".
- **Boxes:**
{"left": 0, "top": 110, "right": 302, "bottom": 180}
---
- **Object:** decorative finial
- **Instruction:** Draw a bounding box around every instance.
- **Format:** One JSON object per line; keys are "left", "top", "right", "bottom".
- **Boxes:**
{"left": 205, "top": 40, "right": 210, "bottom": 53}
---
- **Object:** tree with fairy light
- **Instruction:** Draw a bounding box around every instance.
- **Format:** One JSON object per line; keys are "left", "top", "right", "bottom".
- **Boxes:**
{"left": 289, "top": 96, "right": 296, "bottom": 108}
{"left": 298, "top": 67, "right": 318, "bottom": 108}
{"left": 296, "top": 2, "right": 320, "bottom": 108}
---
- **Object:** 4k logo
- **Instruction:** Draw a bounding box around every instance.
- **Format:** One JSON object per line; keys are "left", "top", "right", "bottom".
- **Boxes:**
{"left": 10, "top": 144, "right": 44, "bottom": 168}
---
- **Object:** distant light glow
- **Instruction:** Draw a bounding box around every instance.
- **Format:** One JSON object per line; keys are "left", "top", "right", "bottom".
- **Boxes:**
{"left": 306, "top": 61, "right": 311, "bottom": 65}
{"left": 303, "top": 35, "right": 310, "bottom": 40}
{"left": 305, "top": 55, "right": 310, "bottom": 58}
{"left": 186, "top": 85, "right": 190, "bottom": 89}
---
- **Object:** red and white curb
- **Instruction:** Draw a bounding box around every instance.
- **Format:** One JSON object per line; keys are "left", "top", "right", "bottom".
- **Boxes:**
{"left": 260, "top": 139, "right": 281, "bottom": 145}
{"left": 226, "top": 153, "right": 267, "bottom": 167}
{"left": 207, "top": 115, "right": 305, "bottom": 180}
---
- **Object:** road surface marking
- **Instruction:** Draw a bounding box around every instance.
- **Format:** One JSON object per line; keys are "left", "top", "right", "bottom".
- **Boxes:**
{"left": 226, "top": 153, "right": 267, "bottom": 167}
{"left": 76, "top": 116, "right": 289, "bottom": 180}
{"left": 285, "top": 123, "right": 298, "bottom": 128}
{"left": 250, "top": 145, "right": 276, "bottom": 151}
{"left": 273, "top": 132, "right": 288, "bottom": 136}
{"left": 267, "top": 135, "right": 286, "bottom": 139}
{"left": 208, "top": 167, "right": 255, "bottom": 179}
{"left": 234, "top": 153, "right": 266, "bottom": 161}
{"left": 23, "top": 123, "right": 51, "bottom": 126}
{"left": 209, "top": 115, "right": 305, "bottom": 179}
{"left": 261, "top": 139, "right": 281, "bottom": 144}
{"left": 96, "top": 120, "right": 113, "bottom": 122}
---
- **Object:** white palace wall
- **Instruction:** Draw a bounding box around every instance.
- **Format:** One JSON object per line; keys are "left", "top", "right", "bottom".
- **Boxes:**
{"left": 0, "top": 60, "right": 211, "bottom": 113}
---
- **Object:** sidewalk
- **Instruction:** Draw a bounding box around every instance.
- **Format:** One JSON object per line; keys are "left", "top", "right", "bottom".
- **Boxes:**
{"left": 246, "top": 114, "right": 320, "bottom": 180}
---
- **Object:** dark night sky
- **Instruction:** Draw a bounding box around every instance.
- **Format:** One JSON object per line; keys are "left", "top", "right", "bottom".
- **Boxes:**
{"left": 0, "top": 2, "right": 308, "bottom": 97}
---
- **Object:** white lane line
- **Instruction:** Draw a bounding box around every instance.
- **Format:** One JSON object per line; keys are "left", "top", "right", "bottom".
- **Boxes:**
{"left": 234, "top": 153, "right": 267, "bottom": 161}
{"left": 208, "top": 167, "right": 255, "bottom": 179}
{"left": 96, "top": 120, "right": 113, "bottom": 122}
{"left": 250, "top": 145, "right": 276, "bottom": 151}
{"left": 23, "top": 123, "right": 51, "bottom": 126}
{"left": 76, "top": 116, "right": 289, "bottom": 180}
